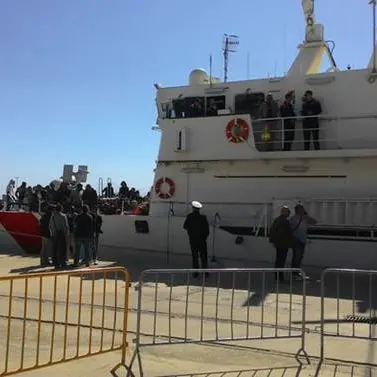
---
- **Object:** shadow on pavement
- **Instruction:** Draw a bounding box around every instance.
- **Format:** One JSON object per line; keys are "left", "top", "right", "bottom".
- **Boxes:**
{"left": 4, "top": 242, "right": 377, "bottom": 314}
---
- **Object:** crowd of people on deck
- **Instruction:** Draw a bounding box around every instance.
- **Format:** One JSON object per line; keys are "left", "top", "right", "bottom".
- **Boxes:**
{"left": 1, "top": 178, "right": 150, "bottom": 270}
{"left": 174, "top": 89, "right": 323, "bottom": 152}
{"left": 2, "top": 179, "right": 150, "bottom": 215}
{"left": 256, "top": 89, "right": 323, "bottom": 152}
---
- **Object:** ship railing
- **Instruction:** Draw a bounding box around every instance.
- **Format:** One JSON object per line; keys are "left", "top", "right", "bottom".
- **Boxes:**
{"left": 252, "top": 112, "right": 377, "bottom": 151}
{"left": 151, "top": 200, "right": 272, "bottom": 219}
{"left": 274, "top": 197, "right": 377, "bottom": 228}
{"left": 151, "top": 200, "right": 273, "bottom": 239}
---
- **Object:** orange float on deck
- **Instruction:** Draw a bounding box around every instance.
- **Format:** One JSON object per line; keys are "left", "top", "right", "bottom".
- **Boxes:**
{"left": 155, "top": 177, "right": 175, "bottom": 199}
{"left": 225, "top": 118, "right": 249, "bottom": 143}
{"left": 0, "top": 211, "right": 42, "bottom": 254}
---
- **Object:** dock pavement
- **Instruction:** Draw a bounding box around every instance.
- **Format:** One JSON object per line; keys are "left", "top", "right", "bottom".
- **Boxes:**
{"left": 0, "top": 243, "right": 376, "bottom": 377}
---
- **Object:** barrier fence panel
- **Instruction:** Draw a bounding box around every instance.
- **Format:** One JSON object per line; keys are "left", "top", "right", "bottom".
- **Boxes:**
{"left": 127, "top": 268, "right": 309, "bottom": 377}
{"left": 320, "top": 268, "right": 377, "bottom": 364}
{"left": 0, "top": 266, "right": 131, "bottom": 376}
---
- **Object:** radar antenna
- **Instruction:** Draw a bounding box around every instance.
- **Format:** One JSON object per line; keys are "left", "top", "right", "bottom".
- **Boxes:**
{"left": 222, "top": 34, "right": 239, "bottom": 82}
{"left": 302, "top": 0, "right": 316, "bottom": 41}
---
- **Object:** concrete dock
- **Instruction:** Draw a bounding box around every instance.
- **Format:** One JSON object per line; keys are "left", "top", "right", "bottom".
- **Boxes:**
{"left": 0, "top": 243, "right": 376, "bottom": 377}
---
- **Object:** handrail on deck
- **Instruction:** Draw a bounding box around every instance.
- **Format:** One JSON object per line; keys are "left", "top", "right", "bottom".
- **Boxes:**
{"left": 253, "top": 112, "right": 377, "bottom": 124}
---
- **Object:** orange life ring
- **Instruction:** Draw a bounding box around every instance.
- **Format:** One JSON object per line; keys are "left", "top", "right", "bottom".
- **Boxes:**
{"left": 225, "top": 118, "right": 249, "bottom": 143}
{"left": 155, "top": 177, "right": 175, "bottom": 199}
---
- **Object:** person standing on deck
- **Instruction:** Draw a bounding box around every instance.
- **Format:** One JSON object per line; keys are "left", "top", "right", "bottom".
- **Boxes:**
{"left": 289, "top": 204, "right": 316, "bottom": 279}
{"left": 6, "top": 179, "right": 17, "bottom": 211}
{"left": 269, "top": 205, "right": 293, "bottom": 282}
{"left": 301, "top": 90, "right": 322, "bottom": 150}
{"left": 260, "top": 93, "right": 279, "bottom": 151}
{"left": 183, "top": 201, "right": 210, "bottom": 278}
{"left": 49, "top": 204, "right": 69, "bottom": 269}
{"left": 280, "top": 92, "right": 296, "bottom": 151}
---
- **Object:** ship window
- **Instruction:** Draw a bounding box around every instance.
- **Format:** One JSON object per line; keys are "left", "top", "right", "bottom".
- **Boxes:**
{"left": 235, "top": 92, "right": 265, "bottom": 118}
{"left": 160, "top": 101, "right": 173, "bottom": 119}
{"left": 206, "top": 95, "right": 225, "bottom": 116}
{"left": 184, "top": 97, "right": 205, "bottom": 118}
{"left": 172, "top": 99, "right": 185, "bottom": 118}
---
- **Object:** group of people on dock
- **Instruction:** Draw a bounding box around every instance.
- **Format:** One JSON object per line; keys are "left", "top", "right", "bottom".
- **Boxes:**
{"left": 269, "top": 204, "right": 317, "bottom": 281}
{"left": 40, "top": 203, "right": 103, "bottom": 269}
{"left": 183, "top": 200, "right": 316, "bottom": 281}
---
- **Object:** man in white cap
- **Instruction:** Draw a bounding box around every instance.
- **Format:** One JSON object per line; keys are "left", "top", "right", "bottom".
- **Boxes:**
{"left": 183, "top": 201, "right": 210, "bottom": 277}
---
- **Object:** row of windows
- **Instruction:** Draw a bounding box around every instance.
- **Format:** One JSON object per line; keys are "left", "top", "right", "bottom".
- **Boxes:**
{"left": 159, "top": 93, "right": 267, "bottom": 120}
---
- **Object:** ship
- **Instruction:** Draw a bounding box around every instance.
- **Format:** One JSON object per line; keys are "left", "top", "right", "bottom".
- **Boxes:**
{"left": 1, "top": 0, "right": 377, "bottom": 270}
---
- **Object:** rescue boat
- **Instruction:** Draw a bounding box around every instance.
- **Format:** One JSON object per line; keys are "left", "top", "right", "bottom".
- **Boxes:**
{"left": 2, "top": 0, "right": 377, "bottom": 269}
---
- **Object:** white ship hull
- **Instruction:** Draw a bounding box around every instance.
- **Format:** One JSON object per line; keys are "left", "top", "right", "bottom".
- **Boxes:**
{"left": 96, "top": 215, "right": 377, "bottom": 270}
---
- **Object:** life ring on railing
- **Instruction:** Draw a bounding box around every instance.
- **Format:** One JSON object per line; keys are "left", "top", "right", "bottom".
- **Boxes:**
{"left": 155, "top": 177, "right": 175, "bottom": 199}
{"left": 225, "top": 118, "right": 249, "bottom": 143}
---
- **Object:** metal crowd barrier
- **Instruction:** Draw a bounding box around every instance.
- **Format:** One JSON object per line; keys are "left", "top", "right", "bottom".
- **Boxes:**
{"left": 127, "top": 268, "right": 309, "bottom": 377}
{"left": 0, "top": 266, "right": 131, "bottom": 376}
{"left": 320, "top": 268, "right": 377, "bottom": 365}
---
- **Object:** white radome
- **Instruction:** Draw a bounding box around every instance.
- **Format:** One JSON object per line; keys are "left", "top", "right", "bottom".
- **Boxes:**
{"left": 189, "top": 69, "right": 209, "bottom": 86}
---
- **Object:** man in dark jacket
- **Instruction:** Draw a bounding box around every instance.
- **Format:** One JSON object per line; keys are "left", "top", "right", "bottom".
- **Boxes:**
{"left": 82, "top": 184, "right": 98, "bottom": 211}
{"left": 66, "top": 206, "right": 77, "bottom": 262}
{"left": 280, "top": 92, "right": 296, "bottom": 151}
{"left": 49, "top": 204, "right": 69, "bottom": 269}
{"left": 301, "top": 90, "right": 322, "bottom": 150}
{"left": 269, "top": 205, "right": 293, "bottom": 282}
{"left": 91, "top": 210, "right": 103, "bottom": 265}
{"left": 74, "top": 205, "right": 93, "bottom": 267}
{"left": 39, "top": 206, "right": 53, "bottom": 266}
{"left": 183, "top": 201, "right": 210, "bottom": 277}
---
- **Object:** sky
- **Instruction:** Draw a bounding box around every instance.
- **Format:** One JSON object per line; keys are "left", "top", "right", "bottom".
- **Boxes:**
{"left": 0, "top": 0, "right": 374, "bottom": 194}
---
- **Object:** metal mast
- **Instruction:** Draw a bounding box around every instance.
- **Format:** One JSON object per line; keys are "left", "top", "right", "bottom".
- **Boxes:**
{"left": 370, "top": 0, "right": 376, "bottom": 73}
{"left": 222, "top": 34, "right": 239, "bottom": 82}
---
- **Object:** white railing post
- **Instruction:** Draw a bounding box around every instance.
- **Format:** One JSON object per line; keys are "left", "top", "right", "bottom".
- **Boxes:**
{"left": 281, "top": 118, "right": 285, "bottom": 150}
{"left": 98, "top": 177, "right": 103, "bottom": 196}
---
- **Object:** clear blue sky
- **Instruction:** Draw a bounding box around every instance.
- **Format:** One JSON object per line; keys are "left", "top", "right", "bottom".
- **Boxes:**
{"left": 0, "top": 0, "right": 374, "bottom": 194}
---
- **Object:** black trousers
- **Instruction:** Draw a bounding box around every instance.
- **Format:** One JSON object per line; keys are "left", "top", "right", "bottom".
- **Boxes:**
{"left": 52, "top": 232, "right": 67, "bottom": 268}
{"left": 303, "top": 120, "right": 320, "bottom": 150}
{"left": 274, "top": 248, "right": 289, "bottom": 280}
{"left": 283, "top": 122, "right": 295, "bottom": 151}
{"left": 189, "top": 239, "right": 208, "bottom": 269}
{"left": 292, "top": 240, "right": 306, "bottom": 272}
